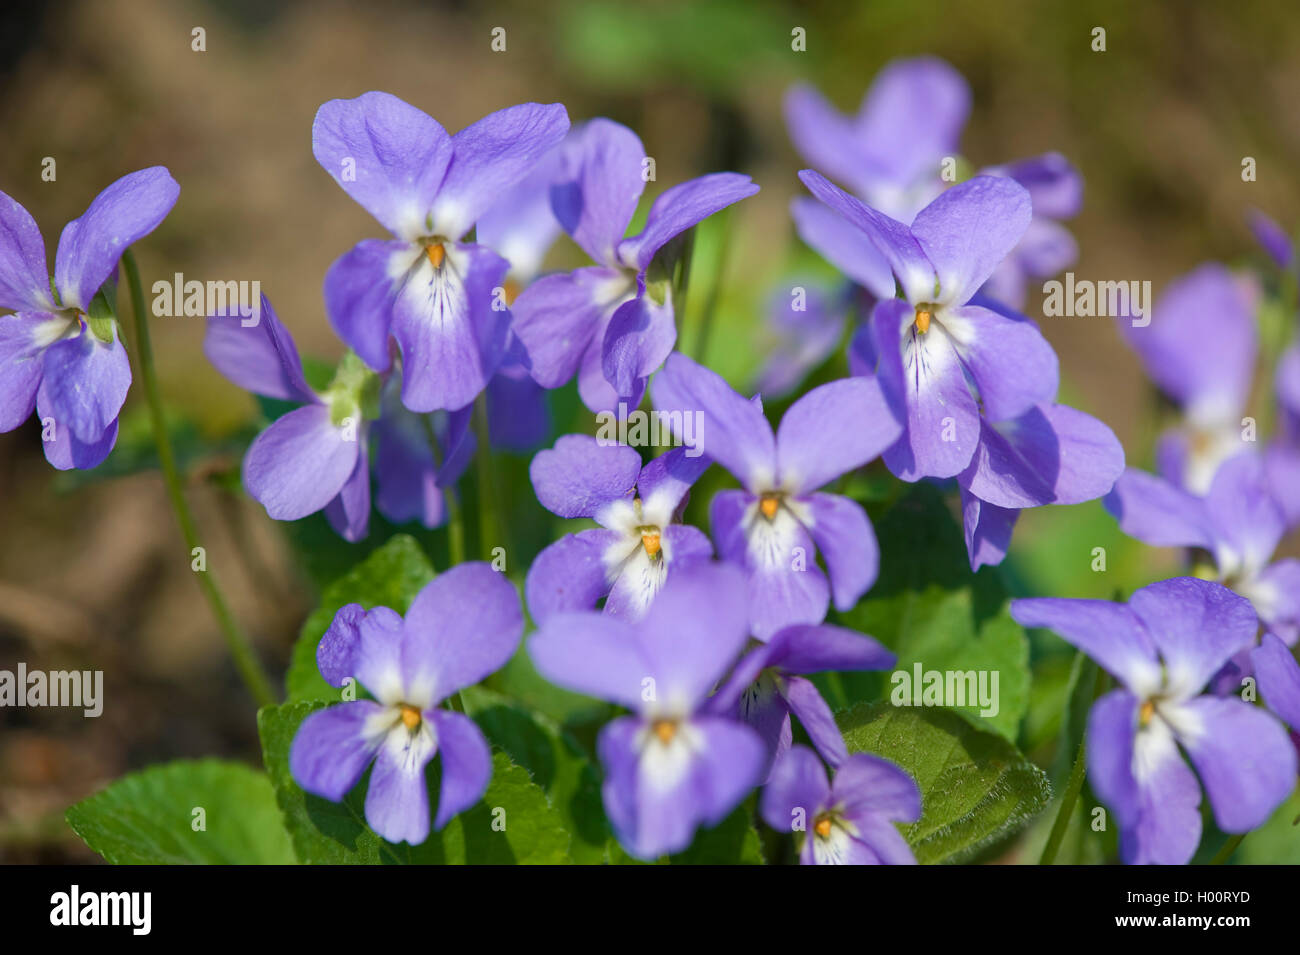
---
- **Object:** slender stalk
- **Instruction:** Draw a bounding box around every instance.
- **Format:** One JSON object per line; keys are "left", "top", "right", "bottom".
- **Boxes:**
{"left": 1039, "top": 664, "right": 1107, "bottom": 865}
{"left": 121, "top": 249, "right": 275, "bottom": 708}
{"left": 420, "top": 414, "right": 465, "bottom": 566}
{"left": 1258, "top": 244, "right": 1300, "bottom": 437}
{"left": 692, "top": 211, "right": 733, "bottom": 363}
{"left": 445, "top": 489, "right": 467, "bottom": 566}
{"left": 471, "top": 395, "right": 501, "bottom": 562}
{"left": 1039, "top": 736, "right": 1087, "bottom": 865}
{"left": 671, "top": 228, "right": 694, "bottom": 325}
{"left": 1209, "top": 833, "right": 1245, "bottom": 865}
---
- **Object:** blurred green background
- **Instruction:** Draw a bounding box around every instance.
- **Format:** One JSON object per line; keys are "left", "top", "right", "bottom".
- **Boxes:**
{"left": 1, "top": 0, "right": 1297, "bottom": 861}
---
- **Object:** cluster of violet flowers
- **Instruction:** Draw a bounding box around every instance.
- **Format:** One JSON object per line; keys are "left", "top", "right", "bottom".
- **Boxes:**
{"left": 5, "top": 56, "right": 1298, "bottom": 865}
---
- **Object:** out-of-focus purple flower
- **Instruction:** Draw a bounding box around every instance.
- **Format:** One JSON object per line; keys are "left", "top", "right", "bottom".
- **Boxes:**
{"left": 708, "top": 624, "right": 894, "bottom": 778}
{"left": 1277, "top": 344, "right": 1300, "bottom": 440}
{"left": 370, "top": 376, "right": 475, "bottom": 530}
{"left": 760, "top": 744, "right": 920, "bottom": 865}
{"left": 1117, "top": 264, "right": 1258, "bottom": 494}
{"left": 525, "top": 434, "right": 711, "bottom": 623}
{"left": 653, "top": 353, "right": 901, "bottom": 639}
{"left": 1248, "top": 209, "right": 1294, "bottom": 271}
{"left": 529, "top": 564, "right": 765, "bottom": 859}
{"left": 314, "top": 93, "right": 569, "bottom": 413}
{"left": 753, "top": 280, "right": 847, "bottom": 398}
{"left": 206, "top": 295, "right": 377, "bottom": 541}
{"left": 785, "top": 57, "right": 967, "bottom": 222}
{"left": 484, "top": 348, "right": 550, "bottom": 453}
{"left": 1012, "top": 578, "right": 1296, "bottom": 865}
{"left": 978, "top": 153, "right": 1083, "bottom": 309}
{"left": 800, "top": 171, "right": 1058, "bottom": 482}
{"left": 290, "top": 563, "right": 522, "bottom": 844}
{"left": 0, "top": 167, "right": 178, "bottom": 469}
{"left": 478, "top": 146, "right": 568, "bottom": 451}
{"left": 1253, "top": 634, "right": 1300, "bottom": 753}
{"left": 511, "top": 118, "right": 758, "bottom": 414}
{"left": 957, "top": 401, "right": 1125, "bottom": 570}
{"left": 786, "top": 59, "right": 1080, "bottom": 308}
{"left": 477, "top": 146, "right": 565, "bottom": 290}
{"left": 1266, "top": 344, "right": 1300, "bottom": 528}
{"left": 1105, "top": 452, "right": 1300, "bottom": 646}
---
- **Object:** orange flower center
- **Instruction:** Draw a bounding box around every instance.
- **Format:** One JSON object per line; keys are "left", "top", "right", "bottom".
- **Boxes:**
{"left": 1139, "top": 700, "right": 1155, "bottom": 727}
{"left": 426, "top": 243, "right": 446, "bottom": 269}
{"left": 642, "top": 530, "right": 661, "bottom": 557}
{"left": 914, "top": 307, "right": 932, "bottom": 334}
{"left": 399, "top": 704, "right": 422, "bottom": 731}
{"left": 652, "top": 719, "right": 677, "bottom": 744}
{"left": 759, "top": 494, "right": 780, "bottom": 519}
{"left": 814, "top": 815, "right": 833, "bottom": 838}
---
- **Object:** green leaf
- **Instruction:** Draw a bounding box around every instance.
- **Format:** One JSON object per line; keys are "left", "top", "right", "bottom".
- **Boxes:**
{"left": 66, "top": 760, "right": 295, "bottom": 864}
{"left": 1234, "top": 790, "right": 1300, "bottom": 864}
{"left": 838, "top": 702, "right": 1052, "bottom": 864}
{"left": 460, "top": 685, "right": 609, "bottom": 863}
{"left": 258, "top": 700, "right": 572, "bottom": 864}
{"left": 834, "top": 483, "right": 1030, "bottom": 740}
{"left": 286, "top": 534, "right": 436, "bottom": 703}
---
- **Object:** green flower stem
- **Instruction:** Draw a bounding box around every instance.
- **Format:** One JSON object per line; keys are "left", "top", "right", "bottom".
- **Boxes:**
{"left": 1039, "top": 663, "right": 1107, "bottom": 865}
{"left": 471, "top": 394, "right": 502, "bottom": 562}
{"left": 420, "top": 415, "right": 466, "bottom": 566}
{"left": 1039, "top": 735, "right": 1087, "bottom": 865}
{"left": 1209, "top": 833, "right": 1245, "bottom": 865}
{"left": 121, "top": 249, "right": 276, "bottom": 709}
{"left": 691, "top": 210, "right": 733, "bottom": 363}
{"left": 445, "top": 489, "right": 467, "bottom": 566}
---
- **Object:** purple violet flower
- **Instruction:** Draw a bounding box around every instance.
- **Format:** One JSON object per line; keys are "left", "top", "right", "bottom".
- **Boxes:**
{"left": 369, "top": 377, "right": 475, "bottom": 530}
{"left": 1266, "top": 343, "right": 1300, "bottom": 528}
{"left": 785, "top": 57, "right": 968, "bottom": 224}
{"left": 978, "top": 153, "right": 1083, "bottom": 309}
{"left": 477, "top": 145, "right": 568, "bottom": 451}
{"left": 760, "top": 744, "right": 921, "bottom": 865}
{"left": 708, "top": 623, "right": 895, "bottom": 778}
{"left": 0, "top": 167, "right": 179, "bottom": 469}
{"left": 1253, "top": 633, "right": 1300, "bottom": 748}
{"left": 206, "top": 295, "right": 379, "bottom": 541}
{"left": 753, "top": 280, "right": 848, "bottom": 398}
{"left": 290, "top": 562, "right": 522, "bottom": 845}
{"left": 957, "top": 401, "right": 1125, "bottom": 570}
{"left": 529, "top": 564, "right": 765, "bottom": 859}
{"left": 1011, "top": 578, "right": 1297, "bottom": 865}
{"left": 1117, "top": 264, "right": 1258, "bottom": 494}
{"left": 653, "top": 353, "right": 902, "bottom": 639}
{"left": 786, "top": 58, "right": 1081, "bottom": 308}
{"left": 314, "top": 93, "right": 569, "bottom": 413}
{"left": 1248, "top": 209, "right": 1294, "bottom": 271}
{"left": 525, "top": 434, "right": 712, "bottom": 623}
{"left": 1105, "top": 452, "right": 1300, "bottom": 646}
{"left": 799, "top": 171, "right": 1058, "bottom": 482}
{"left": 511, "top": 118, "right": 758, "bottom": 414}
